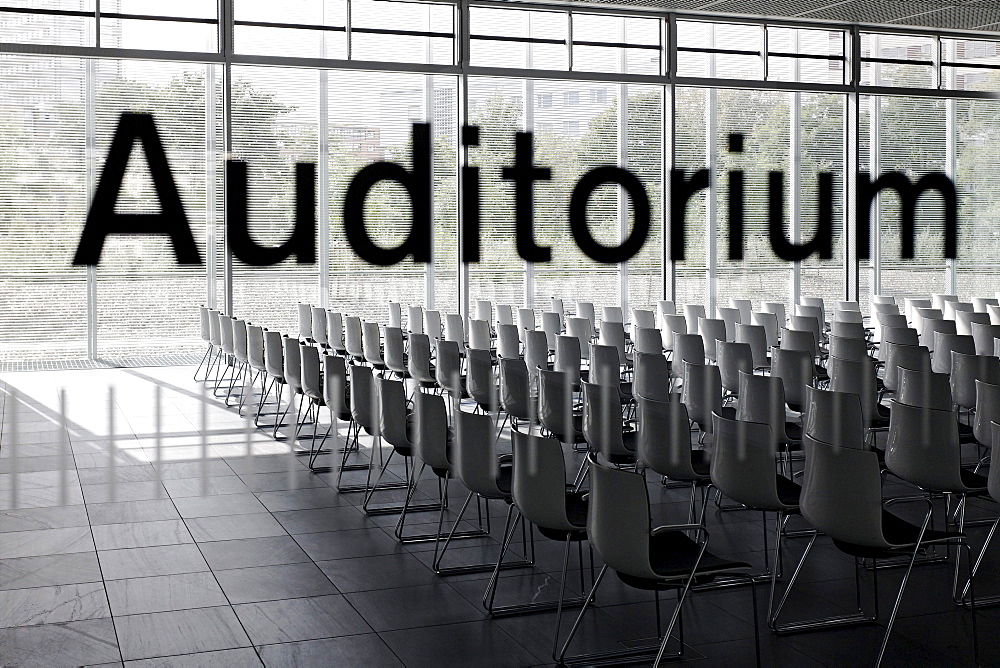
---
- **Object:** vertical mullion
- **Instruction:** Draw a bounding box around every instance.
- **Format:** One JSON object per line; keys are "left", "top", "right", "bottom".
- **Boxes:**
{"left": 789, "top": 28, "right": 801, "bottom": 307}
{"left": 846, "top": 26, "right": 860, "bottom": 303}
{"left": 523, "top": 13, "right": 534, "bottom": 310}
{"left": 943, "top": 38, "right": 958, "bottom": 296}
{"left": 206, "top": 63, "right": 217, "bottom": 311}
{"left": 458, "top": 0, "right": 470, "bottom": 320}
{"left": 221, "top": 0, "right": 234, "bottom": 316}
{"left": 618, "top": 18, "right": 628, "bottom": 320}
{"left": 319, "top": 71, "right": 330, "bottom": 309}
{"left": 85, "top": 57, "right": 97, "bottom": 359}
{"left": 665, "top": 14, "right": 676, "bottom": 304}
{"left": 706, "top": 26, "right": 717, "bottom": 317}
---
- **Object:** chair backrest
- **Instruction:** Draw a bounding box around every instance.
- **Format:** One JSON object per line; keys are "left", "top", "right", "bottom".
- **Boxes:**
{"left": 637, "top": 397, "right": 698, "bottom": 479}
{"left": 523, "top": 330, "right": 549, "bottom": 383}
{"left": 931, "top": 293, "right": 959, "bottom": 311}
{"left": 199, "top": 306, "right": 211, "bottom": 343}
{"left": 586, "top": 454, "right": 657, "bottom": 581}
{"left": 750, "top": 311, "right": 779, "bottom": 349}
{"left": 914, "top": 307, "right": 943, "bottom": 337}
{"left": 435, "top": 340, "right": 464, "bottom": 394}
{"left": 788, "top": 314, "right": 821, "bottom": 347}
{"left": 597, "top": 321, "right": 628, "bottom": 366}
{"left": 903, "top": 298, "right": 931, "bottom": 324}
{"left": 589, "top": 344, "right": 623, "bottom": 389}
{"left": 444, "top": 313, "right": 466, "bottom": 345}
{"left": 283, "top": 335, "right": 302, "bottom": 392}
{"left": 407, "top": 305, "right": 424, "bottom": 335}
{"left": 630, "top": 309, "right": 655, "bottom": 340}
{"left": 247, "top": 324, "right": 265, "bottom": 371}
{"left": 384, "top": 326, "right": 406, "bottom": 374}
{"left": 633, "top": 327, "right": 662, "bottom": 355}
{"left": 673, "top": 333, "right": 706, "bottom": 368}
{"left": 300, "top": 343, "right": 322, "bottom": 401}
{"left": 735, "top": 371, "right": 787, "bottom": 446}
{"left": 971, "top": 322, "right": 1000, "bottom": 356}
{"left": 827, "top": 334, "right": 868, "bottom": 362}
{"left": 736, "top": 323, "right": 769, "bottom": 369}
{"left": 538, "top": 368, "right": 576, "bottom": 442}
{"left": 511, "top": 431, "right": 582, "bottom": 531}
{"left": 795, "top": 303, "right": 824, "bottom": 328}
{"left": 990, "top": 304, "right": 1000, "bottom": 326}
{"left": 898, "top": 366, "right": 953, "bottom": 410}
{"left": 770, "top": 347, "right": 813, "bottom": 411}
{"left": 656, "top": 300, "right": 676, "bottom": 323}
{"left": 879, "top": 325, "right": 918, "bottom": 362}
{"left": 830, "top": 320, "right": 865, "bottom": 339}
{"left": 499, "top": 357, "right": 532, "bottom": 421}
{"left": 328, "top": 312, "right": 345, "bottom": 351}
{"left": 453, "top": 409, "right": 507, "bottom": 498}
{"left": 919, "top": 317, "right": 956, "bottom": 350}
{"left": 566, "top": 317, "right": 594, "bottom": 360}
{"left": 412, "top": 391, "right": 450, "bottom": 471}
{"left": 388, "top": 302, "right": 402, "bottom": 329}
{"left": 801, "top": 435, "right": 889, "bottom": 550}
{"left": 883, "top": 342, "right": 931, "bottom": 393}
{"left": 717, "top": 341, "right": 753, "bottom": 396}
{"left": 474, "top": 300, "right": 493, "bottom": 324}
{"left": 362, "top": 321, "right": 383, "bottom": 366}
{"left": 466, "top": 348, "right": 495, "bottom": 409}
{"left": 377, "top": 377, "right": 411, "bottom": 452}
{"left": 496, "top": 304, "right": 514, "bottom": 326}
{"left": 779, "top": 327, "right": 817, "bottom": 358}
{"left": 550, "top": 297, "right": 565, "bottom": 320}
{"left": 575, "top": 301, "right": 595, "bottom": 326}
{"left": 468, "top": 319, "right": 492, "bottom": 352}
{"left": 716, "top": 307, "right": 741, "bottom": 341}
{"left": 761, "top": 301, "right": 787, "bottom": 329}
{"left": 496, "top": 323, "right": 521, "bottom": 360}
{"left": 323, "top": 354, "right": 349, "bottom": 419}
{"left": 582, "top": 381, "right": 631, "bottom": 460}
{"left": 710, "top": 413, "right": 787, "bottom": 510}
{"left": 832, "top": 309, "right": 863, "bottom": 325}
{"left": 344, "top": 316, "right": 363, "bottom": 357}
{"left": 804, "top": 386, "right": 865, "bottom": 449}
{"left": 517, "top": 308, "right": 535, "bottom": 343}
{"left": 730, "top": 298, "right": 753, "bottom": 325}
{"left": 875, "top": 313, "right": 908, "bottom": 342}
{"left": 836, "top": 301, "right": 862, "bottom": 313}
{"left": 264, "top": 330, "right": 283, "bottom": 378}
{"left": 311, "top": 307, "right": 328, "bottom": 346}
{"left": 931, "top": 332, "right": 975, "bottom": 374}
{"left": 633, "top": 351, "right": 671, "bottom": 402}
{"left": 951, "top": 351, "right": 1000, "bottom": 411}
{"left": 554, "top": 335, "right": 582, "bottom": 388}
{"left": 680, "top": 361, "right": 722, "bottom": 433}
{"left": 659, "top": 314, "right": 688, "bottom": 352}
{"left": 886, "top": 400, "right": 965, "bottom": 492}
{"left": 407, "top": 333, "right": 434, "bottom": 383}
{"left": 349, "top": 363, "right": 376, "bottom": 435}
{"left": 683, "top": 304, "right": 706, "bottom": 334}
{"left": 827, "top": 356, "right": 881, "bottom": 429}
{"left": 233, "top": 319, "right": 248, "bottom": 363}
{"left": 424, "top": 310, "right": 442, "bottom": 339}
{"left": 872, "top": 294, "right": 897, "bottom": 305}
{"left": 298, "top": 303, "right": 312, "bottom": 340}
{"left": 972, "top": 297, "right": 998, "bottom": 313}
{"left": 956, "top": 310, "right": 990, "bottom": 337}
{"left": 944, "top": 301, "right": 975, "bottom": 321}
{"left": 698, "top": 318, "right": 728, "bottom": 362}
{"left": 872, "top": 301, "right": 900, "bottom": 316}
{"left": 602, "top": 306, "right": 623, "bottom": 324}
{"left": 541, "top": 312, "right": 561, "bottom": 350}
{"left": 220, "top": 315, "right": 235, "bottom": 355}
{"left": 974, "top": 380, "right": 1000, "bottom": 447}
{"left": 799, "top": 297, "right": 825, "bottom": 324}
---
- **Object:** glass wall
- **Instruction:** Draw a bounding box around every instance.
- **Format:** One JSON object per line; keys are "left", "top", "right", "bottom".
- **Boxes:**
{"left": 0, "top": 3, "right": 997, "bottom": 360}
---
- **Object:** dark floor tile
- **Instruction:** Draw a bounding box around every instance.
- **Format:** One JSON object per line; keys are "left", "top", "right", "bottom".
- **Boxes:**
{"left": 0, "top": 582, "right": 110, "bottom": 628}
{"left": 98, "top": 544, "right": 209, "bottom": 580}
{"left": 493, "top": 605, "right": 646, "bottom": 664}
{"left": 237, "top": 469, "right": 327, "bottom": 493}
{"left": 234, "top": 594, "right": 371, "bottom": 645}
{"left": 256, "top": 633, "right": 401, "bottom": 667}
{"left": 161, "top": 476, "right": 250, "bottom": 498}
{"left": 185, "top": 513, "right": 286, "bottom": 542}
{"left": 0, "top": 551, "right": 103, "bottom": 590}
{"left": 105, "top": 572, "right": 229, "bottom": 616}
{"left": 124, "top": 647, "right": 262, "bottom": 667}
{"left": 293, "top": 528, "right": 403, "bottom": 561}
{"left": 91, "top": 520, "right": 193, "bottom": 551}
{"left": 381, "top": 619, "right": 538, "bottom": 667}
{"left": 317, "top": 552, "right": 437, "bottom": 593}
{"left": 345, "top": 583, "right": 482, "bottom": 632}
{"left": 199, "top": 536, "right": 310, "bottom": 570}
{"left": 784, "top": 619, "right": 962, "bottom": 668}
{"left": 255, "top": 487, "right": 350, "bottom": 512}
{"left": 114, "top": 606, "right": 251, "bottom": 661}
{"left": 214, "top": 562, "right": 338, "bottom": 604}
{"left": 0, "top": 618, "right": 120, "bottom": 666}
{"left": 272, "top": 506, "right": 373, "bottom": 534}
{"left": 172, "top": 493, "right": 266, "bottom": 519}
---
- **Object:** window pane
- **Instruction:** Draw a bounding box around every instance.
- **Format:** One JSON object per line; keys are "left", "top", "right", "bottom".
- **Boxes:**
{"left": 0, "top": 4, "right": 94, "bottom": 47}
{"left": 234, "top": 0, "right": 346, "bottom": 58}
{"left": 861, "top": 33, "right": 935, "bottom": 88}
{"left": 677, "top": 21, "right": 763, "bottom": 80}
{"left": 942, "top": 38, "right": 1000, "bottom": 92}
{"left": 571, "top": 14, "right": 660, "bottom": 75}
{"left": 955, "top": 97, "right": 1000, "bottom": 298}
{"left": 101, "top": 18, "right": 217, "bottom": 52}
{"left": 470, "top": 8, "right": 567, "bottom": 70}
{"left": 351, "top": 0, "right": 454, "bottom": 65}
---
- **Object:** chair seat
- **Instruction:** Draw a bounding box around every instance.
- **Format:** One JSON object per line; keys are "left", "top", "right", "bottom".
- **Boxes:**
{"left": 537, "top": 491, "right": 589, "bottom": 541}
{"left": 959, "top": 468, "right": 989, "bottom": 493}
{"left": 958, "top": 421, "right": 977, "bottom": 444}
{"left": 691, "top": 449, "right": 711, "bottom": 477}
{"left": 783, "top": 421, "right": 803, "bottom": 444}
{"left": 833, "top": 510, "right": 964, "bottom": 558}
{"left": 775, "top": 474, "right": 801, "bottom": 507}
{"left": 496, "top": 462, "right": 513, "bottom": 495}
{"left": 647, "top": 530, "right": 752, "bottom": 579}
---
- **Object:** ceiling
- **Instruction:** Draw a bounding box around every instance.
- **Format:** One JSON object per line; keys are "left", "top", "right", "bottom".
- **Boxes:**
{"left": 539, "top": 0, "right": 1000, "bottom": 34}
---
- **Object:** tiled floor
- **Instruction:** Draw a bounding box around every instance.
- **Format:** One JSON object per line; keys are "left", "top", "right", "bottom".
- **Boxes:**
{"left": 0, "top": 365, "right": 997, "bottom": 666}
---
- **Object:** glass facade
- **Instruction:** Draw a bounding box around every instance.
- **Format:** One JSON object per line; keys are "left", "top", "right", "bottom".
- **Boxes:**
{"left": 0, "top": 1, "right": 996, "bottom": 359}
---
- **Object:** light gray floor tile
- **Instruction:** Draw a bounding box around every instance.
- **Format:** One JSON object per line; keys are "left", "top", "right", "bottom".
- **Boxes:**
{"left": 123, "top": 647, "right": 262, "bottom": 667}
{"left": 114, "top": 606, "right": 251, "bottom": 661}
{"left": 0, "top": 504, "right": 92, "bottom": 532}
{"left": 86, "top": 499, "right": 181, "bottom": 525}
{"left": 105, "top": 572, "right": 228, "bottom": 616}
{"left": 0, "top": 618, "right": 120, "bottom": 667}
{"left": 91, "top": 520, "right": 193, "bottom": 551}
{"left": 0, "top": 484, "right": 84, "bottom": 510}
{"left": 82, "top": 481, "right": 168, "bottom": 504}
{"left": 0, "top": 526, "right": 95, "bottom": 559}
{"left": 171, "top": 493, "right": 266, "bottom": 518}
{"left": 0, "top": 582, "right": 110, "bottom": 628}
{"left": 198, "top": 535, "right": 310, "bottom": 570}
{"left": 98, "top": 544, "right": 209, "bottom": 580}
{"left": 185, "top": 513, "right": 286, "bottom": 542}
{"left": 0, "top": 552, "right": 103, "bottom": 591}
{"left": 161, "top": 476, "right": 249, "bottom": 498}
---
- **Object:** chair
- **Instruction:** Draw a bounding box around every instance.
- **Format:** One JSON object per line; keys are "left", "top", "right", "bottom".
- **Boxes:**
{"left": 750, "top": 309, "right": 779, "bottom": 347}
{"left": 311, "top": 307, "right": 328, "bottom": 348}
{"left": 800, "top": 297, "right": 826, "bottom": 325}
{"left": 297, "top": 303, "right": 312, "bottom": 340}
{"left": 944, "top": 301, "right": 975, "bottom": 321}
{"left": 784, "top": 434, "right": 974, "bottom": 664}
{"left": 496, "top": 323, "right": 521, "bottom": 360}
{"left": 300, "top": 344, "right": 332, "bottom": 469}
{"left": 875, "top": 313, "right": 908, "bottom": 347}
{"left": 277, "top": 335, "right": 308, "bottom": 441}
{"left": 972, "top": 297, "right": 998, "bottom": 313}
{"left": 716, "top": 306, "right": 741, "bottom": 341}
{"left": 897, "top": 367, "right": 953, "bottom": 411}
{"left": 344, "top": 316, "right": 364, "bottom": 364}
{"left": 795, "top": 305, "right": 825, "bottom": 335}
{"left": 387, "top": 301, "right": 402, "bottom": 329}
{"left": 554, "top": 335, "right": 582, "bottom": 390}
{"left": 761, "top": 301, "right": 787, "bottom": 330}
{"left": 737, "top": 323, "right": 770, "bottom": 370}
{"left": 575, "top": 302, "right": 595, "bottom": 328}
{"left": 602, "top": 306, "right": 623, "bottom": 325}
{"left": 788, "top": 315, "right": 822, "bottom": 349}
{"left": 496, "top": 304, "right": 514, "bottom": 327}
{"left": 407, "top": 305, "right": 424, "bottom": 336}
{"left": 465, "top": 347, "right": 497, "bottom": 414}
{"left": 730, "top": 298, "right": 753, "bottom": 325}
{"left": 656, "top": 300, "right": 676, "bottom": 324}
{"left": 932, "top": 293, "right": 959, "bottom": 311}
{"left": 242, "top": 324, "right": 266, "bottom": 416}
{"left": 828, "top": 334, "right": 868, "bottom": 362}
{"left": 736, "top": 371, "right": 802, "bottom": 455}
{"left": 321, "top": 354, "right": 368, "bottom": 484}
{"left": 194, "top": 306, "right": 213, "bottom": 381}
{"left": 383, "top": 326, "right": 407, "bottom": 379}
{"left": 903, "top": 297, "right": 931, "bottom": 325}
{"left": 566, "top": 317, "right": 594, "bottom": 362}
{"left": 215, "top": 314, "right": 237, "bottom": 398}
{"left": 406, "top": 333, "right": 437, "bottom": 391}
{"left": 883, "top": 342, "right": 931, "bottom": 395}
{"left": 435, "top": 340, "right": 466, "bottom": 406}
{"left": 914, "top": 307, "right": 944, "bottom": 339}
{"left": 683, "top": 304, "right": 706, "bottom": 334}
{"left": 832, "top": 309, "right": 863, "bottom": 325}
{"left": 582, "top": 381, "right": 637, "bottom": 465}
{"left": 328, "top": 312, "right": 346, "bottom": 356}
{"left": 362, "top": 321, "right": 387, "bottom": 373}
{"left": 991, "top": 304, "right": 1000, "bottom": 326}
{"left": 499, "top": 357, "right": 534, "bottom": 432}
{"left": 589, "top": 344, "right": 632, "bottom": 404}
{"left": 699, "top": 318, "right": 728, "bottom": 363}
{"left": 257, "top": 330, "right": 285, "bottom": 429}
{"left": 830, "top": 320, "right": 866, "bottom": 340}
{"left": 971, "top": 322, "right": 1000, "bottom": 356}
{"left": 957, "top": 310, "right": 991, "bottom": 337}
{"left": 541, "top": 311, "right": 561, "bottom": 351}
{"left": 951, "top": 352, "right": 1000, "bottom": 414}
{"left": 660, "top": 314, "right": 688, "bottom": 358}
{"left": 538, "top": 368, "right": 583, "bottom": 446}
{"left": 878, "top": 325, "right": 918, "bottom": 362}
{"left": 836, "top": 300, "right": 862, "bottom": 313}
{"left": 637, "top": 398, "right": 711, "bottom": 515}
{"left": 872, "top": 301, "right": 900, "bottom": 315}
{"left": 444, "top": 313, "right": 466, "bottom": 347}
{"left": 872, "top": 294, "right": 897, "bottom": 305}
{"left": 550, "top": 297, "right": 565, "bottom": 323}
{"left": 633, "top": 351, "right": 672, "bottom": 403}
{"left": 919, "top": 317, "right": 956, "bottom": 351}
{"left": 630, "top": 308, "right": 655, "bottom": 342}
{"left": 961, "top": 421, "right": 1000, "bottom": 606}
{"left": 424, "top": 310, "right": 443, "bottom": 342}
{"left": 517, "top": 308, "right": 535, "bottom": 345}
{"left": 680, "top": 361, "right": 727, "bottom": 438}
{"left": 717, "top": 341, "right": 753, "bottom": 401}
{"left": 468, "top": 319, "right": 493, "bottom": 353}
{"left": 673, "top": 334, "right": 706, "bottom": 369}
{"left": 827, "top": 356, "right": 890, "bottom": 436}
{"left": 780, "top": 328, "right": 818, "bottom": 359}
{"left": 598, "top": 321, "right": 630, "bottom": 369}
{"left": 803, "top": 385, "right": 866, "bottom": 450}
{"left": 770, "top": 348, "right": 814, "bottom": 413}
{"left": 558, "top": 454, "right": 759, "bottom": 666}
{"left": 228, "top": 318, "right": 249, "bottom": 407}
{"left": 474, "top": 300, "right": 493, "bottom": 326}
{"left": 931, "top": 332, "right": 975, "bottom": 375}
{"left": 633, "top": 327, "right": 662, "bottom": 355}
{"left": 524, "top": 329, "right": 550, "bottom": 389}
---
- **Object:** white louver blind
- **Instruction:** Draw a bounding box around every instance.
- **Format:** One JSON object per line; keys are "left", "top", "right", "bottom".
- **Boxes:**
{"left": 93, "top": 59, "right": 220, "bottom": 356}
{"left": 230, "top": 65, "right": 319, "bottom": 334}
{"left": 672, "top": 86, "right": 708, "bottom": 308}
{"left": 626, "top": 85, "right": 663, "bottom": 313}
{"left": 956, "top": 96, "right": 1000, "bottom": 297}
{"left": 0, "top": 53, "right": 88, "bottom": 360}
